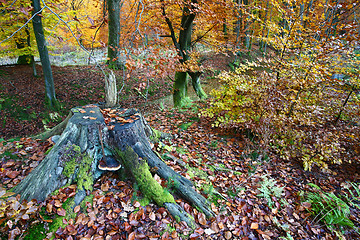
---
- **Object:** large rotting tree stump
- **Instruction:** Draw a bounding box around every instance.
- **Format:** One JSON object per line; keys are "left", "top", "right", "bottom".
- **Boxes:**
{"left": 13, "top": 104, "right": 214, "bottom": 227}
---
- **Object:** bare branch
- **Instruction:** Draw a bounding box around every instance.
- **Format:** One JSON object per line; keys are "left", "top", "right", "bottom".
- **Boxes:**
{"left": 0, "top": 7, "right": 45, "bottom": 46}
{"left": 0, "top": 0, "right": 18, "bottom": 14}
{"left": 160, "top": 0, "right": 184, "bottom": 59}
{"left": 39, "top": 0, "right": 108, "bottom": 78}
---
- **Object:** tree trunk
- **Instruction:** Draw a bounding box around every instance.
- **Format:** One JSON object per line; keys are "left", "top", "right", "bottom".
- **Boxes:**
{"left": 173, "top": 71, "right": 189, "bottom": 107}
{"left": 163, "top": 2, "right": 207, "bottom": 106}
{"left": 188, "top": 71, "right": 207, "bottom": 100}
{"left": 32, "top": 0, "right": 59, "bottom": 109}
{"left": 14, "top": 105, "right": 214, "bottom": 226}
{"left": 107, "top": 0, "right": 123, "bottom": 69}
{"left": 105, "top": 70, "right": 117, "bottom": 107}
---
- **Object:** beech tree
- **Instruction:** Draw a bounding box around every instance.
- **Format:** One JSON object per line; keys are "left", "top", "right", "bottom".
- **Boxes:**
{"left": 32, "top": 0, "right": 59, "bottom": 109}
{"left": 158, "top": 0, "right": 237, "bottom": 106}
{"left": 107, "top": 0, "right": 124, "bottom": 69}
{"left": 0, "top": 0, "right": 36, "bottom": 73}
{"left": 203, "top": 0, "right": 360, "bottom": 171}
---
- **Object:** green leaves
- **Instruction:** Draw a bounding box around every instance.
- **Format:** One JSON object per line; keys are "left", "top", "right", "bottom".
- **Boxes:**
{"left": 304, "top": 184, "right": 354, "bottom": 229}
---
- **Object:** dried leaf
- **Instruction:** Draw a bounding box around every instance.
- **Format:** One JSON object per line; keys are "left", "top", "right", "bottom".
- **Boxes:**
{"left": 250, "top": 222, "right": 259, "bottom": 229}
{"left": 6, "top": 171, "right": 19, "bottom": 179}
{"left": 149, "top": 212, "right": 156, "bottom": 221}
{"left": 198, "top": 212, "right": 207, "bottom": 225}
{"left": 57, "top": 208, "right": 66, "bottom": 216}
{"left": 74, "top": 205, "right": 80, "bottom": 213}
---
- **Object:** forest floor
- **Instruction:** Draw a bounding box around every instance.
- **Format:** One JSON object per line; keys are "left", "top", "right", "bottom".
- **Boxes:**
{"left": 0, "top": 52, "right": 360, "bottom": 240}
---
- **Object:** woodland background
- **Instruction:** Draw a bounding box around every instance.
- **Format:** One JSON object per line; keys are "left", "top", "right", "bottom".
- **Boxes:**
{"left": 0, "top": 0, "right": 360, "bottom": 239}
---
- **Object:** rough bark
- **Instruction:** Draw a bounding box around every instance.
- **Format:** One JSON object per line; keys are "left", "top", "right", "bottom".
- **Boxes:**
{"left": 14, "top": 105, "right": 106, "bottom": 204}
{"left": 14, "top": 105, "right": 214, "bottom": 224}
{"left": 32, "top": 0, "right": 59, "bottom": 109}
{"left": 113, "top": 146, "right": 196, "bottom": 228}
{"left": 108, "top": 108, "right": 214, "bottom": 218}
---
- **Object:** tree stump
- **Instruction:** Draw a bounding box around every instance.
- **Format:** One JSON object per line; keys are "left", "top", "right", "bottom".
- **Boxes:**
{"left": 13, "top": 104, "right": 214, "bottom": 227}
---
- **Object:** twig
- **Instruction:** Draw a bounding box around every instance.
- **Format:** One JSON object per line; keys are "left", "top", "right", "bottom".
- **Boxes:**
{"left": 0, "top": 7, "right": 45, "bottom": 46}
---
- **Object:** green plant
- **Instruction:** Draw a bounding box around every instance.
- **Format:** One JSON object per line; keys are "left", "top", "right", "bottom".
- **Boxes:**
{"left": 209, "top": 140, "right": 218, "bottom": 149}
{"left": 257, "top": 175, "right": 284, "bottom": 208}
{"left": 342, "top": 182, "right": 360, "bottom": 211}
{"left": 179, "top": 122, "right": 193, "bottom": 130}
{"left": 304, "top": 183, "right": 354, "bottom": 229}
{"left": 41, "top": 112, "right": 61, "bottom": 130}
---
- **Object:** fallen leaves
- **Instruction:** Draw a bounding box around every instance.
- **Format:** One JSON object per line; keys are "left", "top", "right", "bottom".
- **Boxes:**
{"left": 1, "top": 101, "right": 359, "bottom": 239}
{"left": 57, "top": 208, "right": 66, "bottom": 217}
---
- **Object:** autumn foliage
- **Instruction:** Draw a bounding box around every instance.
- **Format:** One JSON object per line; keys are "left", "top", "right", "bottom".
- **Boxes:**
{"left": 203, "top": 0, "right": 360, "bottom": 170}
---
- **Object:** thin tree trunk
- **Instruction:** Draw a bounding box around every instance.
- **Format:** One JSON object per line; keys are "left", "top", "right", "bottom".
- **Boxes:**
{"left": 188, "top": 71, "right": 207, "bottom": 100}
{"left": 107, "top": 0, "right": 123, "bottom": 69}
{"left": 263, "top": 6, "right": 273, "bottom": 56}
{"left": 32, "top": 0, "right": 58, "bottom": 109}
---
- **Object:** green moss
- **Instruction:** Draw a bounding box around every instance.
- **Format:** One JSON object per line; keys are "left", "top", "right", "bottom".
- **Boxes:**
{"left": 23, "top": 222, "right": 47, "bottom": 240}
{"left": 63, "top": 157, "right": 76, "bottom": 178}
{"left": 77, "top": 154, "right": 93, "bottom": 192}
{"left": 179, "top": 122, "right": 193, "bottom": 130}
{"left": 80, "top": 194, "right": 94, "bottom": 210}
{"left": 114, "top": 147, "right": 175, "bottom": 206}
{"left": 186, "top": 164, "right": 208, "bottom": 179}
{"left": 176, "top": 147, "right": 188, "bottom": 155}
{"left": 134, "top": 160, "right": 175, "bottom": 206}
{"left": 61, "top": 145, "right": 93, "bottom": 192}
{"left": 62, "top": 198, "right": 77, "bottom": 220}
{"left": 138, "top": 196, "right": 151, "bottom": 206}
{"left": 150, "top": 128, "right": 162, "bottom": 142}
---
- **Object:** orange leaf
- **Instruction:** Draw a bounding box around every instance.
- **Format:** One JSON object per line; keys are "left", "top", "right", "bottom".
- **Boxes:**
{"left": 6, "top": 171, "right": 19, "bottom": 179}
{"left": 198, "top": 212, "right": 207, "bottom": 225}
{"left": 250, "top": 223, "right": 259, "bottom": 229}
{"left": 74, "top": 205, "right": 80, "bottom": 213}
{"left": 128, "top": 231, "right": 135, "bottom": 240}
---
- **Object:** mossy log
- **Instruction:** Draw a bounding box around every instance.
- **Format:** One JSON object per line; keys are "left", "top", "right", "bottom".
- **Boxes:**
{"left": 13, "top": 104, "right": 214, "bottom": 225}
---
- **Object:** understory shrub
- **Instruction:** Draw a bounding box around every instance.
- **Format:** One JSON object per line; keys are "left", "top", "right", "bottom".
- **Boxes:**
{"left": 202, "top": 60, "right": 360, "bottom": 170}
